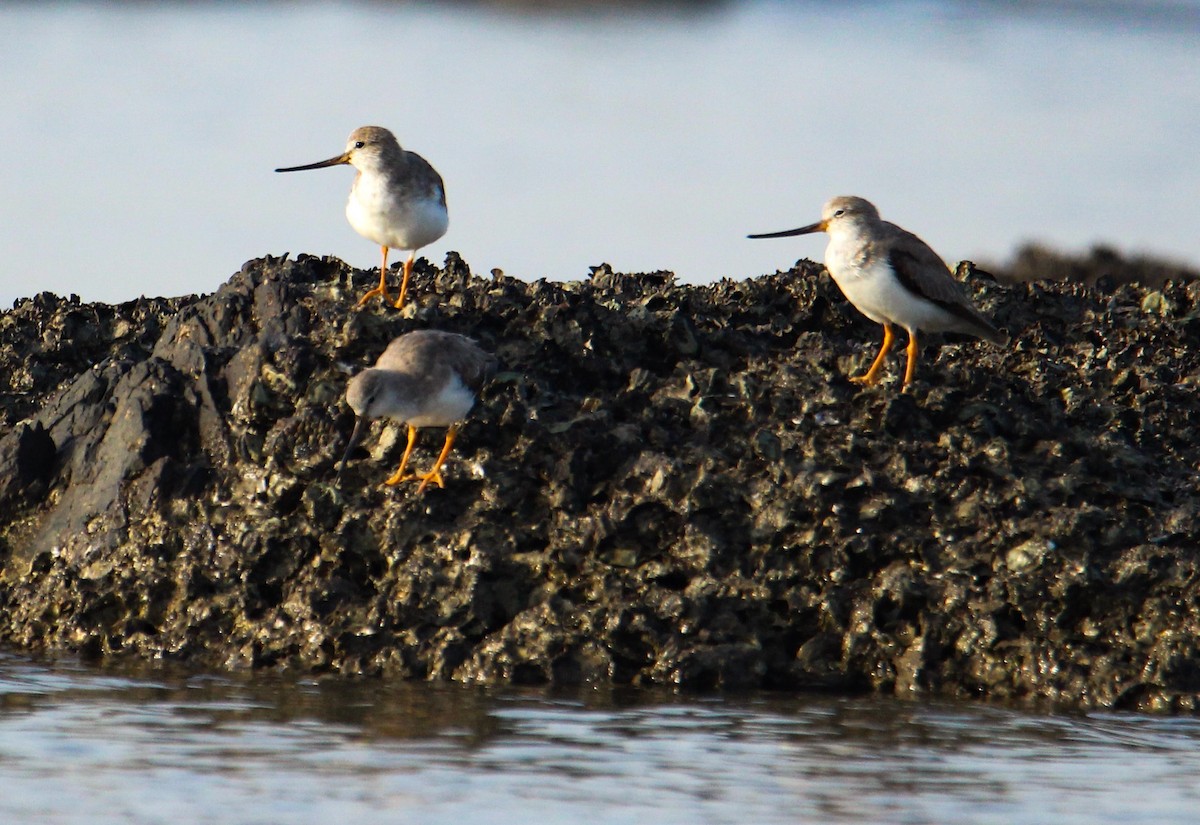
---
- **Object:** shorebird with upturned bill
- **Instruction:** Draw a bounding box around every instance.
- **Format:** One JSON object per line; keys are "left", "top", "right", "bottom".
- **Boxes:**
{"left": 276, "top": 126, "right": 448, "bottom": 309}
{"left": 338, "top": 330, "right": 496, "bottom": 494}
{"left": 749, "top": 196, "right": 1005, "bottom": 388}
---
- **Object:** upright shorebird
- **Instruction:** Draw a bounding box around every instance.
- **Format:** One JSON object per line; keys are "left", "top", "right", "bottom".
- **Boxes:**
{"left": 749, "top": 196, "right": 1005, "bottom": 388}
{"left": 276, "top": 126, "right": 448, "bottom": 309}
{"left": 339, "top": 331, "right": 496, "bottom": 494}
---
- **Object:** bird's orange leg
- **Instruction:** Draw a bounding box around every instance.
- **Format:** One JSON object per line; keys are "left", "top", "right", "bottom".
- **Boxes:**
{"left": 393, "top": 252, "right": 416, "bottom": 309}
{"left": 902, "top": 329, "right": 919, "bottom": 389}
{"left": 850, "top": 323, "right": 895, "bottom": 385}
{"left": 356, "top": 245, "right": 392, "bottom": 306}
{"left": 383, "top": 424, "right": 420, "bottom": 486}
{"left": 415, "top": 423, "right": 460, "bottom": 494}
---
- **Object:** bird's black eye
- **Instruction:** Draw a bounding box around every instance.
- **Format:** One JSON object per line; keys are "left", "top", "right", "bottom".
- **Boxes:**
{"left": 834, "top": 209, "right": 845, "bottom": 217}
{"left": 354, "top": 141, "right": 365, "bottom": 149}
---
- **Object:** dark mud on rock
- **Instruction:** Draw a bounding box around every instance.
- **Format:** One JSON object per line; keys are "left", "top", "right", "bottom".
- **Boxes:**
{"left": 1, "top": 251, "right": 1199, "bottom": 712}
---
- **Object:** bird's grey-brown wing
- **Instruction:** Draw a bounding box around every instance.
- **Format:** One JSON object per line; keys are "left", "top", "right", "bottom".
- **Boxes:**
{"left": 376, "top": 330, "right": 496, "bottom": 390}
{"left": 400, "top": 150, "right": 447, "bottom": 207}
{"left": 374, "top": 331, "right": 434, "bottom": 372}
{"left": 885, "top": 224, "right": 1006, "bottom": 342}
{"left": 439, "top": 334, "right": 499, "bottom": 393}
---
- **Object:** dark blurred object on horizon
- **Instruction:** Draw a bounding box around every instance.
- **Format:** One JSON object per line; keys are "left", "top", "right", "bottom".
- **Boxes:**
{"left": 428, "top": 0, "right": 729, "bottom": 12}
{"left": 993, "top": 244, "right": 1200, "bottom": 287}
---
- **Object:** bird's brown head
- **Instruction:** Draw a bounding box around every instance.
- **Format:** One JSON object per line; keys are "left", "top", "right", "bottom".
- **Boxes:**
{"left": 275, "top": 126, "right": 400, "bottom": 174}
{"left": 821, "top": 196, "right": 881, "bottom": 228}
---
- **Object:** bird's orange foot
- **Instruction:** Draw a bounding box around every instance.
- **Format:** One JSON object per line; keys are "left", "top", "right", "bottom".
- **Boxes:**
{"left": 849, "top": 373, "right": 883, "bottom": 386}
{"left": 392, "top": 277, "right": 410, "bottom": 310}
{"left": 383, "top": 470, "right": 416, "bottom": 486}
{"left": 356, "top": 284, "right": 390, "bottom": 307}
{"left": 414, "top": 469, "right": 446, "bottom": 494}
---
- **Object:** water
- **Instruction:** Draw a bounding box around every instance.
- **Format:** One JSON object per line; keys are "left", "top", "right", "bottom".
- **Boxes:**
{"left": 1, "top": 1, "right": 1199, "bottom": 305}
{"left": 3, "top": 653, "right": 1200, "bottom": 824}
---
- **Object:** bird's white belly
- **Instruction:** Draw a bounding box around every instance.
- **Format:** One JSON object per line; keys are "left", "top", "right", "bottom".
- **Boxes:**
{"left": 407, "top": 374, "right": 476, "bottom": 428}
{"left": 826, "top": 253, "right": 956, "bottom": 332}
{"left": 346, "top": 177, "right": 448, "bottom": 252}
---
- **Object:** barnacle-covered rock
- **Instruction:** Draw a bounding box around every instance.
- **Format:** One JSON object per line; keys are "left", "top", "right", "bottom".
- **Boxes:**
{"left": 0, "top": 248, "right": 1198, "bottom": 713}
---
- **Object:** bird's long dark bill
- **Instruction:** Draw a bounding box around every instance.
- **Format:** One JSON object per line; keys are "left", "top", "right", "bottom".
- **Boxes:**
{"left": 275, "top": 152, "right": 351, "bottom": 173}
{"left": 747, "top": 220, "right": 827, "bottom": 239}
{"left": 336, "top": 416, "right": 369, "bottom": 479}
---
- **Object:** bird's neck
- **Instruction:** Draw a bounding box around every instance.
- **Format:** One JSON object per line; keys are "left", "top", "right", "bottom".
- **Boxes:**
{"left": 826, "top": 223, "right": 868, "bottom": 257}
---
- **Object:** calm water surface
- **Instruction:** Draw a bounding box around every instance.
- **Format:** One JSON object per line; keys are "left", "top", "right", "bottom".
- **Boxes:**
{"left": 2, "top": 652, "right": 1199, "bottom": 824}
{"left": 1, "top": 1, "right": 1199, "bottom": 305}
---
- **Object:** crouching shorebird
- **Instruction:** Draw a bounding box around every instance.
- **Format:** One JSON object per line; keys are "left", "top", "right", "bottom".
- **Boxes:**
{"left": 338, "top": 331, "right": 497, "bottom": 494}
{"left": 276, "top": 125, "right": 448, "bottom": 309}
{"left": 749, "top": 196, "right": 1006, "bottom": 388}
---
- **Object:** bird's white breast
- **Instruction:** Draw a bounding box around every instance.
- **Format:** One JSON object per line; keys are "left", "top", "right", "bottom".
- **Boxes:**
{"left": 406, "top": 373, "right": 476, "bottom": 428}
{"left": 346, "top": 172, "right": 448, "bottom": 252}
{"left": 824, "top": 233, "right": 958, "bottom": 332}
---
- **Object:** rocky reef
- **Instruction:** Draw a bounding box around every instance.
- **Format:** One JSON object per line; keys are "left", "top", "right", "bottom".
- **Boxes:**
{"left": 1, "top": 250, "right": 1199, "bottom": 712}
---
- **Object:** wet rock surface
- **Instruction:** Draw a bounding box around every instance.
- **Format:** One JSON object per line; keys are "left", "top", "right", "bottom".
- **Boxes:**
{"left": 1, "top": 251, "right": 1199, "bottom": 712}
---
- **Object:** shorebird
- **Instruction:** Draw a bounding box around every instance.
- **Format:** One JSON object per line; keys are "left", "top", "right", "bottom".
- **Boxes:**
{"left": 338, "top": 330, "right": 496, "bottom": 494}
{"left": 276, "top": 125, "right": 448, "bottom": 309}
{"left": 749, "top": 196, "right": 1005, "bottom": 388}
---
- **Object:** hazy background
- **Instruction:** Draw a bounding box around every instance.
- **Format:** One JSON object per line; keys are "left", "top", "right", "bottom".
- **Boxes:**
{"left": 1, "top": 0, "right": 1198, "bottom": 305}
